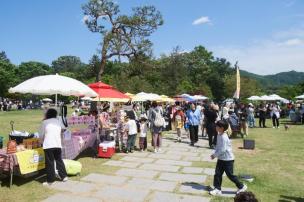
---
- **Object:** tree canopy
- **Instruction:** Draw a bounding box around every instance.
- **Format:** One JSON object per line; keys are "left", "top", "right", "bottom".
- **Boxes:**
{"left": 82, "top": 0, "right": 163, "bottom": 81}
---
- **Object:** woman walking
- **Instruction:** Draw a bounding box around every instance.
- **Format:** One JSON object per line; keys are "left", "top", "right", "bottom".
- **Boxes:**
{"left": 149, "top": 101, "right": 164, "bottom": 153}
{"left": 186, "top": 103, "right": 201, "bottom": 146}
{"left": 39, "top": 108, "right": 68, "bottom": 186}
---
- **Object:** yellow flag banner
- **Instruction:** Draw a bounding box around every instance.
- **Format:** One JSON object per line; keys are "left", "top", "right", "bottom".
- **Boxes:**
{"left": 15, "top": 148, "right": 45, "bottom": 175}
{"left": 233, "top": 66, "right": 240, "bottom": 99}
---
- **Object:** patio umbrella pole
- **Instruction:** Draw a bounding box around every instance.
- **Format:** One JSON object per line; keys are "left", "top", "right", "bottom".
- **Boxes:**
{"left": 55, "top": 93, "right": 58, "bottom": 107}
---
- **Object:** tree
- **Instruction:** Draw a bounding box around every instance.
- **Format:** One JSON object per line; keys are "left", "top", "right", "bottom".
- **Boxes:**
{"left": 0, "top": 60, "right": 16, "bottom": 97}
{"left": 51, "top": 56, "right": 84, "bottom": 73}
{"left": 17, "top": 61, "right": 52, "bottom": 82}
{"left": 82, "top": 0, "right": 163, "bottom": 81}
{"left": 0, "top": 51, "right": 10, "bottom": 63}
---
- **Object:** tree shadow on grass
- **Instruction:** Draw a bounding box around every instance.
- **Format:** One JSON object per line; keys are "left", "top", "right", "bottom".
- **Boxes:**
{"left": 279, "top": 195, "right": 304, "bottom": 202}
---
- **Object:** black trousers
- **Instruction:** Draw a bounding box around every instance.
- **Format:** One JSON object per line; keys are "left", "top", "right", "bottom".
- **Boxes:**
{"left": 206, "top": 123, "right": 217, "bottom": 147}
{"left": 189, "top": 125, "right": 199, "bottom": 144}
{"left": 272, "top": 115, "right": 279, "bottom": 127}
{"left": 213, "top": 160, "right": 243, "bottom": 190}
{"left": 44, "top": 148, "right": 67, "bottom": 183}
{"left": 259, "top": 117, "right": 266, "bottom": 127}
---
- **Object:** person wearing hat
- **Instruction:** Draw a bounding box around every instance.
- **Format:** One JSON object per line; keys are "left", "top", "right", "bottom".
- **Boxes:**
{"left": 247, "top": 103, "right": 255, "bottom": 128}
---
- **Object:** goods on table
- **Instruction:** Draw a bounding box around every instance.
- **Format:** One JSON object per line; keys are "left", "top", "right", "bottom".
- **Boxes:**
{"left": 7, "top": 140, "right": 17, "bottom": 154}
{"left": 23, "top": 138, "right": 41, "bottom": 149}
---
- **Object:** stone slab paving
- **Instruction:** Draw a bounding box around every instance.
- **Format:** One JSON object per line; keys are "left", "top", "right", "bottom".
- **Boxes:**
{"left": 81, "top": 173, "right": 128, "bottom": 186}
{"left": 116, "top": 168, "right": 159, "bottom": 179}
{"left": 103, "top": 160, "right": 141, "bottom": 168}
{"left": 166, "top": 151, "right": 199, "bottom": 157}
{"left": 44, "top": 132, "right": 240, "bottom": 202}
{"left": 181, "top": 156, "right": 201, "bottom": 162}
{"left": 148, "top": 153, "right": 182, "bottom": 160}
{"left": 158, "top": 172, "right": 207, "bottom": 183}
{"left": 50, "top": 180, "right": 97, "bottom": 194}
{"left": 125, "top": 178, "right": 177, "bottom": 192}
{"left": 150, "top": 191, "right": 210, "bottom": 202}
{"left": 120, "top": 156, "right": 155, "bottom": 163}
{"left": 181, "top": 167, "right": 204, "bottom": 174}
{"left": 92, "top": 186, "right": 150, "bottom": 202}
{"left": 179, "top": 183, "right": 209, "bottom": 195}
{"left": 42, "top": 193, "right": 100, "bottom": 202}
{"left": 129, "top": 152, "right": 150, "bottom": 157}
{"left": 154, "top": 159, "right": 192, "bottom": 167}
{"left": 139, "top": 163, "right": 180, "bottom": 172}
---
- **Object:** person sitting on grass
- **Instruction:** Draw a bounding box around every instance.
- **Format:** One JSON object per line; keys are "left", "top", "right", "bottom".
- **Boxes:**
{"left": 209, "top": 120, "right": 247, "bottom": 196}
{"left": 234, "top": 191, "right": 258, "bottom": 202}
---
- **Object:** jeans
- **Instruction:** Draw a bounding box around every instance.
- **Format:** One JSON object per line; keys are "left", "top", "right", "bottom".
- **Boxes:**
{"left": 247, "top": 114, "right": 255, "bottom": 128}
{"left": 44, "top": 148, "right": 67, "bottom": 183}
{"left": 127, "top": 134, "right": 137, "bottom": 151}
{"left": 213, "top": 160, "right": 243, "bottom": 190}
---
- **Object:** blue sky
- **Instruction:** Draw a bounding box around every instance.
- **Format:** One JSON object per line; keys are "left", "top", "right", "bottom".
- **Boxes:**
{"left": 1, "top": 0, "right": 304, "bottom": 74}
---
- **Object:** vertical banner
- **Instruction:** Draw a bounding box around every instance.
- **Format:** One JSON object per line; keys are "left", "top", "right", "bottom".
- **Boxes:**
{"left": 233, "top": 64, "right": 240, "bottom": 99}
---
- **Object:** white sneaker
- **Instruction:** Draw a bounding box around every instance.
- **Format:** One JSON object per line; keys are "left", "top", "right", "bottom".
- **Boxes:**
{"left": 209, "top": 188, "right": 222, "bottom": 196}
{"left": 158, "top": 148, "right": 162, "bottom": 152}
{"left": 43, "top": 182, "right": 55, "bottom": 187}
{"left": 62, "top": 177, "right": 68, "bottom": 182}
{"left": 236, "top": 184, "right": 247, "bottom": 194}
{"left": 273, "top": 127, "right": 275, "bottom": 128}
{"left": 154, "top": 148, "right": 157, "bottom": 153}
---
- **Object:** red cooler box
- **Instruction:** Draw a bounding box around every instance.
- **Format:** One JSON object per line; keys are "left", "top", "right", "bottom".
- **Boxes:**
{"left": 98, "top": 141, "right": 115, "bottom": 158}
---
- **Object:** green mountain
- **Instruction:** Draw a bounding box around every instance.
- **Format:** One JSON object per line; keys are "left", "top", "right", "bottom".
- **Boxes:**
{"left": 240, "top": 70, "right": 304, "bottom": 87}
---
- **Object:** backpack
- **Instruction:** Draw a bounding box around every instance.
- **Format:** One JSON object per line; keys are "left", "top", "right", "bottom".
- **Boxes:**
{"left": 153, "top": 109, "right": 165, "bottom": 127}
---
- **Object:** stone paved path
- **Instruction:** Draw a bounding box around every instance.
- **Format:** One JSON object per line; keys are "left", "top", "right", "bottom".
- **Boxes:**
{"left": 43, "top": 132, "right": 238, "bottom": 202}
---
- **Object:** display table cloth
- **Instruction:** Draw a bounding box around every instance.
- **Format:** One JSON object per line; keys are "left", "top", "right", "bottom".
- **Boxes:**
{"left": 0, "top": 149, "right": 18, "bottom": 172}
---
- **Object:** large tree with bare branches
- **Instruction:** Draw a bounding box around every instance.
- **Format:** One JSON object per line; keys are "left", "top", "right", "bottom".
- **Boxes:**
{"left": 82, "top": 0, "right": 163, "bottom": 81}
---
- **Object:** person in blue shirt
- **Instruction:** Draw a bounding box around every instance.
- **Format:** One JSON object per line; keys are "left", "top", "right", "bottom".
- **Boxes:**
{"left": 186, "top": 103, "right": 201, "bottom": 146}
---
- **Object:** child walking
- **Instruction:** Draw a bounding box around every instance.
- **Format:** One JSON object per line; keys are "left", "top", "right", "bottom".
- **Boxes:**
{"left": 209, "top": 120, "right": 247, "bottom": 196}
{"left": 139, "top": 114, "right": 148, "bottom": 151}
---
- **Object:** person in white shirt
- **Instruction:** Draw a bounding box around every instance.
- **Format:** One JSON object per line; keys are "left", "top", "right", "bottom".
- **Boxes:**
{"left": 139, "top": 114, "right": 148, "bottom": 151}
{"left": 270, "top": 103, "right": 281, "bottom": 128}
{"left": 125, "top": 113, "right": 138, "bottom": 153}
{"left": 39, "top": 108, "right": 68, "bottom": 186}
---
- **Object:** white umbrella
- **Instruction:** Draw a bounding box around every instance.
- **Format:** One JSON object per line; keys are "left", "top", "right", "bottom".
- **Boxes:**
{"left": 81, "top": 96, "right": 93, "bottom": 101}
{"left": 247, "top": 96, "right": 261, "bottom": 101}
{"left": 193, "top": 95, "right": 209, "bottom": 100}
{"left": 42, "top": 98, "right": 52, "bottom": 102}
{"left": 9, "top": 74, "right": 97, "bottom": 105}
{"left": 296, "top": 94, "right": 304, "bottom": 99}
{"left": 260, "top": 95, "right": 273, "bottom": 101}
{"left": 268, "top": 94, "right": 285, "bottom": 101}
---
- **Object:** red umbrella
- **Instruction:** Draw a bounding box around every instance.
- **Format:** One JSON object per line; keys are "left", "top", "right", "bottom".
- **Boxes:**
{"left": 88, "top": 82, "right": 130, "bottom": 102}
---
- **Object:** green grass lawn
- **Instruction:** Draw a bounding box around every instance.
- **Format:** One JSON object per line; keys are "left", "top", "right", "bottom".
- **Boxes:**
{"left": 0, "top": 110, "right": 304, "bottom": 202}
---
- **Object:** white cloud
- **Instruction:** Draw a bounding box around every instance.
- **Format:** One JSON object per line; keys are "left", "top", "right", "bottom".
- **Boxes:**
{"left": 211, "top": 28, "right": 304, "bottom": 75}
{"left": 192, "top": 16, "right": 211, "bottom": 25}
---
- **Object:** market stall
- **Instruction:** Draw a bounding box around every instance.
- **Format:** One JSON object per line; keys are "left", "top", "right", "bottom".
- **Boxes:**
{"left": 1, "top": 74, "right": 98, "bottom": 187}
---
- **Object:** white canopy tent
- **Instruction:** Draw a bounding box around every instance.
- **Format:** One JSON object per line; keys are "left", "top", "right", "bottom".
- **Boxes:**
{"left": 9, "top": 74, "right": 98, "bottom": 105}
{"left": 296, "top": 94, "right": 304, "bottom": 99}
{"left": 247, "top": 96, "right": 261, "bottom": 101}
{"left": 268, "top": 94, "right": 286, "bottom": 101}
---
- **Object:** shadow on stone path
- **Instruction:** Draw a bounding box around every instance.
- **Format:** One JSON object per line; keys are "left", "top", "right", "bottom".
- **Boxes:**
{"left": 43, "top": 132, "right": 238, "bottom": 202}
